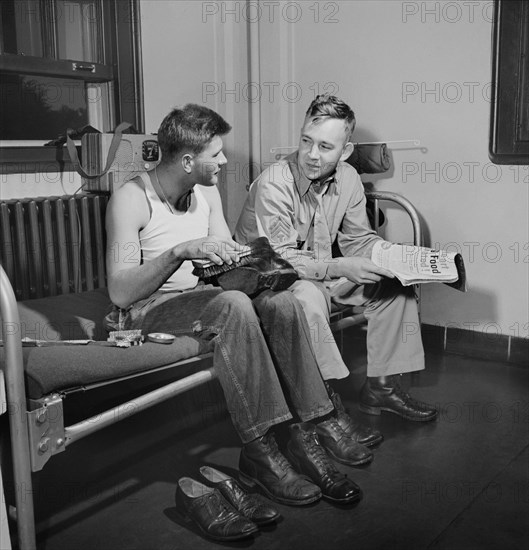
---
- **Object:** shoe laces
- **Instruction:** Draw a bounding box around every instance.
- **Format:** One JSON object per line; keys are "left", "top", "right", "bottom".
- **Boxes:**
{"left": 225, "top": 480, "right": 264, "bottom": 513}
{"left": 392, "top": 382, "right": 427, "bottom": 409}
{"left": 325, "top": 416, "right": 348, "bottom": 439}
{"left": 204, "top": 491, "right": 234, "bottom": 519}
{"left": 302, "top": 430, "right": 338, "bottom": 476}
{"left": 265, "top": 434, "right": 293, "bottom": 472}
{"left": 224, "top": 478, "right": 246, "bottom": 501}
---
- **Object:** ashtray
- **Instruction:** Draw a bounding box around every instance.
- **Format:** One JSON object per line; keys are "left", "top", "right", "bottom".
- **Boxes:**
{"left": 147, "top": 332, "right": 175, "bottom": 344}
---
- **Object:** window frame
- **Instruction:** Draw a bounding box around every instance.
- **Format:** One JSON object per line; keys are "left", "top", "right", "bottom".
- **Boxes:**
{"left": 0, "top": 0, "right": 144, "bottom": 175}
{"left": 489, "top": 0, "right": 529, "bottom": 164}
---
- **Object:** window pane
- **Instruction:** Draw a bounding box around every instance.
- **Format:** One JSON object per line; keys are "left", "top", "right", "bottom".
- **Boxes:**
{"left": 56, "top": 0, "right": 102, "bottom": 63}
{"left": 0, "top": 0, "right": 142, "bottom": 172}
{"left": 0, "top": 0, "right": 43, "bottom": 57}
{"left": 0, "top": 73, "right": 88, "bottom": 140}
{"left": 87, "top": 82, "right": 114, "bottom": 133}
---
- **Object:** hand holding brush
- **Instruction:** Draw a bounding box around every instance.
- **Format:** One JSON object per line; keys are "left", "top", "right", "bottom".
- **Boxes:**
{"left": 192, "top": 237, "right": 298, "bottom": 297}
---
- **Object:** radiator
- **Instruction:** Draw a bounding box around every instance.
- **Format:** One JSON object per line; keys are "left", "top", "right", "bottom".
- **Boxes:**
{"left": 0, "top": 194, "right": 109, "bottom": 301}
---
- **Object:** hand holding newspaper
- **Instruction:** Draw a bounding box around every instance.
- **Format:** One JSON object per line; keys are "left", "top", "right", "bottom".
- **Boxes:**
{"left": 371, "top": 241, "right": 467, "bottom": 291}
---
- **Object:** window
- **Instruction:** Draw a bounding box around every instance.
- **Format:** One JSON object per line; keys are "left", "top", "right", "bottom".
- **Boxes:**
{"left": 0, "top": 0, "right": 144, "bottom": 174}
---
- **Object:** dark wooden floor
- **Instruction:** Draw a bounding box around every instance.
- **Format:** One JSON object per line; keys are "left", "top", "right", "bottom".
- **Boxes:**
{"left": 10, "top": 329, "right": 529, "bottom": 550}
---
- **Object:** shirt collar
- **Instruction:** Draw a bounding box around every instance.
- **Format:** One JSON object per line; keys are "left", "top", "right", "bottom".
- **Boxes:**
{"left": 286, "top": 151, "right": 339, "bottom": 197}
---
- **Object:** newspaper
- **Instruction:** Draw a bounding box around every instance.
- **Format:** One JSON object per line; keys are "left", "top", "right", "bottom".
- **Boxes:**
{"left": 371, "top": 241, "right": 467, "bottom": 292}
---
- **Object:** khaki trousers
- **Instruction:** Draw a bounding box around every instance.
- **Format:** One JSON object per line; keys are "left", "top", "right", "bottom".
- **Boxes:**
{"left": 289, "top": 278, "right": 424, "bottom": 380}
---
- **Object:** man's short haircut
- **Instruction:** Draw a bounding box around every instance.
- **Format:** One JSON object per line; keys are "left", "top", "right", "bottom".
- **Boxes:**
{"left": 305, "top": 94, "right": 356, "bottom": 140}
{"left": 158, "top": 104, "right": 232, "bottom": 161}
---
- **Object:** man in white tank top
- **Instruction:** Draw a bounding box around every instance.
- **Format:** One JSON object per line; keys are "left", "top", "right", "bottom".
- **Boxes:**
{"left": 105, "top": 105, "right": 373, "bottom": 534}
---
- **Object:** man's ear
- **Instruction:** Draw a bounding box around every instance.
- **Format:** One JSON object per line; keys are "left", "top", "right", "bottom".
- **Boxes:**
{"left": 181, "top": 153, "right": 194, "bottom": 174}
{"left": 340, "top": 141, "right": 354, "bottom": 161}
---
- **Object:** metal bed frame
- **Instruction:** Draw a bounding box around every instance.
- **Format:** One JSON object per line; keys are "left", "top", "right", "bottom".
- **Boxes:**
{"left": 0, "top": 190, "right": 421, "bottom": 549}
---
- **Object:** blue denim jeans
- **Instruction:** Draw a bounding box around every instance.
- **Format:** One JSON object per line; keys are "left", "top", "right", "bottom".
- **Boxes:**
{"left": 104, "top": 286, "right": 333, "bottom": 443}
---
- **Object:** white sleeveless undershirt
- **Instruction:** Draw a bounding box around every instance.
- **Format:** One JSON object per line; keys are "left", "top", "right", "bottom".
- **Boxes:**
{"left": 138, "top": 172, "right": 210, "bottom": 292}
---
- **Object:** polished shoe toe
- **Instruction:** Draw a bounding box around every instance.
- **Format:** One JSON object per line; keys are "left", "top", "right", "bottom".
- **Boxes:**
{"left": 323, "top": 475, "right": 362, "bottom": 504}
{"left": 287, "top": 423, "right": 363, "bottom": 505}
{"left": 335, "top": 409, "right": 384, "bottom": 447}
{"left": 341, "top": 416, "right": 384, "bottom": 448}
{"left": 176, "top": 477, "right": 258, "bottom": 541}
{"left": 200, "top": 465, "right": 280, "bottom": 525}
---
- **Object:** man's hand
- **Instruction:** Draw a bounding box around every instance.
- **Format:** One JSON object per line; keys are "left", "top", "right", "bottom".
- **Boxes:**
{"left": 328, "top": 256, "right": 395, "bottom": 284}
{"left": 175, "top": 236, "right": 249, "bottom": 266}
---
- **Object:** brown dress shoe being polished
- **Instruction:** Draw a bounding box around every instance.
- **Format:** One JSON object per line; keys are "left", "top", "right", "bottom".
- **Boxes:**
{"left": 287, "top": 423, "right": 362, "bottom": 505}
{"left": 176, "top": 477, "right": 258, "bottom": 541}
{"left": 325, "top": 381, "right": 383, "bottom": 447}
{"left": 359, "top": 375, "right": 438, "bottom": 421}
{"left": 315, "top": 416, "right": 373, "bottom": 467}
{"left": 239, "top": 431, "right": 322, "bottom": 506}
{"left": 199, "top": 465, "right": 280, "bottom": 526}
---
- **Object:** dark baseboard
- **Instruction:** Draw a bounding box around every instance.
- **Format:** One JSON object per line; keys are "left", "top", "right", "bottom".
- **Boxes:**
{"left": 421, "top": 323, "right": 528, "bottom": 367}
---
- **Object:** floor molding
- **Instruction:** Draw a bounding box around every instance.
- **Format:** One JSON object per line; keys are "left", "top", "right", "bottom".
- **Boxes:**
{"left": 421, "top": 323, "right": 528, "bottom": 367}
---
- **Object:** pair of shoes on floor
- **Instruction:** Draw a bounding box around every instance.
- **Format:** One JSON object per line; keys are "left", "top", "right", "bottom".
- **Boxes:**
{"left": 239, "top": 428, "right": 362, "bottom": 506}
{"left": 176, "top": 466, "right": 280, "bottom": 541}
{"left": 359, "top": 375, "right": 438, "bottom": 422}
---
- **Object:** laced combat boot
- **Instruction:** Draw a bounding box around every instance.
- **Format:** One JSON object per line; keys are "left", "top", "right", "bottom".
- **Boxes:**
{"left": 239, "top": 431, "right": 322, "bottom": 506}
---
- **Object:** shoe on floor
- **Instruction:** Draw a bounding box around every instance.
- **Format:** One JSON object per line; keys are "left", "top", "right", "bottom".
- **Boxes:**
{"left": 287, "top": 423, "right": 362, "bottom": 505}
{"left": 176, "top": 477, "right": 258, "bottom": 541}
{"left": 325, "top": 381, "right": 383, "bottom": 447}
{"left": 239, "top": 431, "right": 322, "bottom": 506}
{"left": 200, "top": 465, "right": 280, "bottom": 525}
{"left": 315, "top": 416, "right": 373, "bottom": 467}
{"left": 359, "top": 375, "right": 438, "bottom": 421}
